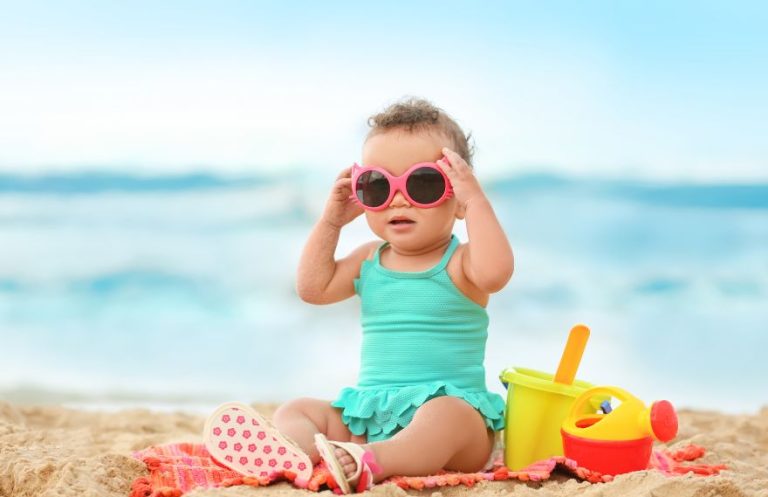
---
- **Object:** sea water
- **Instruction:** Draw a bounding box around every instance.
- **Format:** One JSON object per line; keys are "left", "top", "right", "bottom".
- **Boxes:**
{"left": 1, "top": 171, "right": 766, "bottom": 413}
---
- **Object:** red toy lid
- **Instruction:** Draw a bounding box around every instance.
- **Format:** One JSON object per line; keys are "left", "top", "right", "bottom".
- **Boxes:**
{"left": 650, "top": 400, "right": 678, "bottom": 442}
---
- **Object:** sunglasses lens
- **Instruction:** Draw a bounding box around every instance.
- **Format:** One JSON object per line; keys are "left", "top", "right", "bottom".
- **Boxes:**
{"left": 406, "top": 167, "right": 446, "bottom": 205}
{"left": 356, "top": 170, "right": 390, "bottom": 208}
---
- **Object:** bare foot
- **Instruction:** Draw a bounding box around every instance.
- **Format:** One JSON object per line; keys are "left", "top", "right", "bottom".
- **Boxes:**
{"left": 334, "top": 446, "right": 357, "bottom": 478}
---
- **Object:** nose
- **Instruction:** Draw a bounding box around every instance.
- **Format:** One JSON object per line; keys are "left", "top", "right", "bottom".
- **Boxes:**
{"left": 389, "top": 188, "right": 411, "bottom": 207}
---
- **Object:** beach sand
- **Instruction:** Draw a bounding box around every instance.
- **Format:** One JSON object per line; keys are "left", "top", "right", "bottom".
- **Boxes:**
{"left": 0, "top": 401, "right": 766, "bottom": 497}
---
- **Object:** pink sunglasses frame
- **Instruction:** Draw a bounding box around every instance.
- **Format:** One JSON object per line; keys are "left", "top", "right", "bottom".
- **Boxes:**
{"left": 349, "top": 160, "right": 454, "bottom": 211}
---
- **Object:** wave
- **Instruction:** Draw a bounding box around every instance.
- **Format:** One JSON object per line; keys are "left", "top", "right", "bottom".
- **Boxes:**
{"left": 71, "top": 269, "right": 206, "bottom": 295}
{"left": 1, "top": 170, "right": 766, "bottom": 209}
{"left": 489, "top": 173, "right": 768, "bottom": 209}
{"left": 3, "top": 267, "right": 763, "bottom": 308}
{"left": 606, "top": 183, "right": 768, "bottom": 209}
{"left": 0, "top": 269, "right": 226, "bottom": 299}
{"left": 0, "top": 171, "right": 267, "bottom": 194}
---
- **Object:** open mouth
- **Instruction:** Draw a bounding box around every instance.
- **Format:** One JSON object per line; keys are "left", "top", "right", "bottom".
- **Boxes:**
{"left": 389, "top": 217, "right": 415, "bottom": 225}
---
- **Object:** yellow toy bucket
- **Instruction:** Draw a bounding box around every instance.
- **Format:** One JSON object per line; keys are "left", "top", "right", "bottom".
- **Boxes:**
{"left": 500, "top": 367, "right": 599, "bottom": 470}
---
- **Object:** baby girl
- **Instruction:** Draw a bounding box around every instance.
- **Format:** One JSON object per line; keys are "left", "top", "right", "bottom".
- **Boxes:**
{"left": 203, "top": 98, "right": 514, "bottom": 493}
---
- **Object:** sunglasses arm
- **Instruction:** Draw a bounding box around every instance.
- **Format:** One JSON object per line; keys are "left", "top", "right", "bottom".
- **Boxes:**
{"left": 348, "top": 163, "right": 361, "bottom": 201}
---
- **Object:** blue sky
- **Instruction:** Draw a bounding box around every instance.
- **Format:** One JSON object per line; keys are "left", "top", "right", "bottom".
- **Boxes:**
{"left": 0, "top": 1, "right": 766, "bottom": 180}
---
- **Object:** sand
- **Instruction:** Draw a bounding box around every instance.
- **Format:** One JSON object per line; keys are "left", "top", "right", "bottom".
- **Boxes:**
{"left": 0, "top": 401, "right": 766, "bottom": 497}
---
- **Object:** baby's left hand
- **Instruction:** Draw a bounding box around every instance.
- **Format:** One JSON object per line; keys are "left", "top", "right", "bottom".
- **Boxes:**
{"left": 437, "top": 148, "right": 486, "bottom": 209}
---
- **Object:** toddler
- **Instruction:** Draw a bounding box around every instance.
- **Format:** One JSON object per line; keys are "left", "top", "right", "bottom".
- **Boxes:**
{"left": 203, "top": 98, "right": 514, "bottom": 493}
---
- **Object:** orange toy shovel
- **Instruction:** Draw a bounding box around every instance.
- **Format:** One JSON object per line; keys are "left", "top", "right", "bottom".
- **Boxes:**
{"left": 554, "top": 324, "right": 591, "bottom": 385}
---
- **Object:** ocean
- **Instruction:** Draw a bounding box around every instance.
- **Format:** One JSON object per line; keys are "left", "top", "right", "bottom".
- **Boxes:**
{"left": 1, "top": 171, "right": 766, "bottom": 413}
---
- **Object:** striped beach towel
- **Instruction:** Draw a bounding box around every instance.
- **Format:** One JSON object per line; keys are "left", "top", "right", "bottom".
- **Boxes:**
{"left": 130, "top": 442, "right": 725, "bottom": 497}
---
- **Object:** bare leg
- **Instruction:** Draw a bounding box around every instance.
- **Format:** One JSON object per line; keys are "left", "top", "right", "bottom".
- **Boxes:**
{"left": 272, "top": 397, "right": 366, "bottom": 462}
{"left": 334, "top": 396, "right": 494, "bottom": 482}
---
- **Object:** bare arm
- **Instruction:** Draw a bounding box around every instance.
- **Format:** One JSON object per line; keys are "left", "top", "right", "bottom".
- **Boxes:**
{"left": 437, "top": 148, "right": 514, "bottom": 294}
{"left": 462, "top": 195, "right": 514, "bottom": 293}
{"left": 296, "top": 219, "right": 378, "bottom": 304}
{"left": 295, "top": 165, "right": 376, "bottom": 304}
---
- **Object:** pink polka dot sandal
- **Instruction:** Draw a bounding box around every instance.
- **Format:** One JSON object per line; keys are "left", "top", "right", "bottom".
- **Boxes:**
{"left": 202, "top": 402, "right": 313, "bottom": 488}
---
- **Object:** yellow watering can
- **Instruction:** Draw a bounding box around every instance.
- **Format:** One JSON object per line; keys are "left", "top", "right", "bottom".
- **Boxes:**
{"left": 561, "top": 386, "right": 678, "bottom": 474}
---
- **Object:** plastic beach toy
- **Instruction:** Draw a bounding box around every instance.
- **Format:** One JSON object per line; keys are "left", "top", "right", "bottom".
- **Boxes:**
{"left": 500, "top": 324, "right": 600, "bottom": 470}
{"left": 561, "top": 386, "right": 678, "bottom": 475}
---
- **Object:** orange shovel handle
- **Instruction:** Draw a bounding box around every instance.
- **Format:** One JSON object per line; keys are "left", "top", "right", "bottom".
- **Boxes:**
{"left": 554, "top": 324, "right": 590, "bottom": 385}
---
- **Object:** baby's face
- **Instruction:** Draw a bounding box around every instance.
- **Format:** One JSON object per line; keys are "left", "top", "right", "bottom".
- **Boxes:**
{"left": 361, "top": 128, "right": 460, "bottom": 251}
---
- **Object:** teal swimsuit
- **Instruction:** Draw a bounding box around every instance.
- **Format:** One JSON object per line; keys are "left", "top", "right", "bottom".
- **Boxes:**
{"left": 331, "top": 234, "right": 506, "bottom": 442}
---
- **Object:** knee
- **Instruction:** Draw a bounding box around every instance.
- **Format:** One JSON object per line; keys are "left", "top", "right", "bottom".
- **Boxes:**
{"left": 273, "top": 397, "right": 317, "bottom": 420}
{"left": 272, "top": 398, "right": 338, "bottom": 440}
{"left": 418, "top": 396, "right": 488, "bottom": 438}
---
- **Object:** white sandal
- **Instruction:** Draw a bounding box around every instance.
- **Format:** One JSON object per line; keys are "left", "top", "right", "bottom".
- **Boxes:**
{"left": 314, "top": 433, "right": 381, "bottom": 494}
{"left": 203, "top": 402, "right": 313, "bottom": 488}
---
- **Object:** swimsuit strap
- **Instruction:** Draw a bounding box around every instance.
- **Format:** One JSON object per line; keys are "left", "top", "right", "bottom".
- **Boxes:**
{"left": 434, "top": 234, "right": 460, "bottom": 271}
{"left": 373, "top": 235, "right": 459, "bottom": 274}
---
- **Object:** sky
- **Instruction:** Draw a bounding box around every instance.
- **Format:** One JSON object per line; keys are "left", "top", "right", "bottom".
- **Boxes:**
{"left": 0, "top": 1, "right": 766, "bottom": 181}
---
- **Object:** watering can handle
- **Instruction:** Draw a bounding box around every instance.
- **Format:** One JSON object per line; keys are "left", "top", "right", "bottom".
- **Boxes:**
{"left": 567, "top": 385, "right": 634, "bottom": 419}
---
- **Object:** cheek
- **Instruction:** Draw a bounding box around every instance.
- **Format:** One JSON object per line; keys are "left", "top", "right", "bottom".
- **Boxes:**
{"left": 420, "top": 208, "right": 457, "bottom": 231}
{"left": 364, "top": 212, "right": 388, "bottom": 230}
{"left": 434, "top": 200, "right": 459, "bottom": 219}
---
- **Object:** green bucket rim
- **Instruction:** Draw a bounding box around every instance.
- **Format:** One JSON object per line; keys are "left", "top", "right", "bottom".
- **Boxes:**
{"left": 500, "top": 366, "right": 595, "bottom": 397}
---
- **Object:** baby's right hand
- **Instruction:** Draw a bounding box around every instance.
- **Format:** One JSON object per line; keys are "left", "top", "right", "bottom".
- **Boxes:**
{"left": 321, "top": 166, "right": 365, "bottom": 229}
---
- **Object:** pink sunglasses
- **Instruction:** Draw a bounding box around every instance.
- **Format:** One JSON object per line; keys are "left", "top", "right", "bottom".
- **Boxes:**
{"left": 349, "top": 159, "right": 454, "bottom": 211}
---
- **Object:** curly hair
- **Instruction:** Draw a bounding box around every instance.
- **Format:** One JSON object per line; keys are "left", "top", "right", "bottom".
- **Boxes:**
{"left": 366, "top": 97, "right": 475, "bottom": 167}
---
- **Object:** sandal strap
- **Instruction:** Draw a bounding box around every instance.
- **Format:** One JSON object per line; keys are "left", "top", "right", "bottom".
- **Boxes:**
{"left": 317, "top": 436, "right": 381, "bottom": 494}
{"left": 325, "top": 440, "right": 367, "bottom": 482}
{"left": 354, "top": 450, "right": 382, "bottom": 492}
